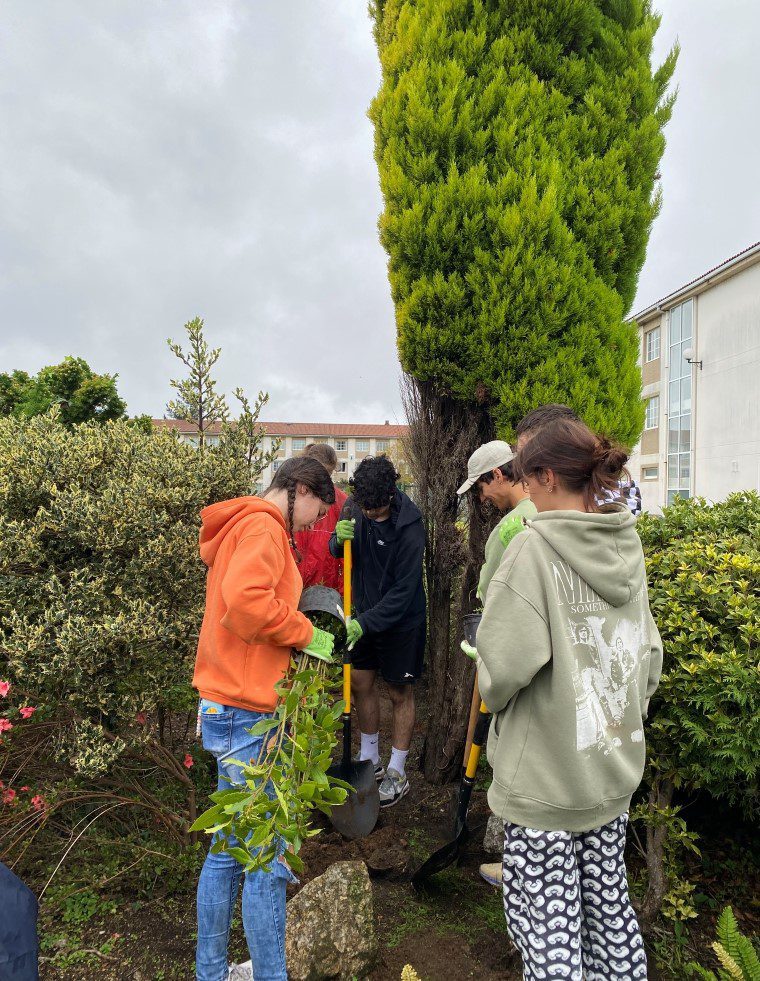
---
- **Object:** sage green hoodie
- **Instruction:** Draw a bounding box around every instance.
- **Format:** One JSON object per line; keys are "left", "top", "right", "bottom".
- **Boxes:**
{"left": 477, "top": 505, "right": 662, "bottom": 832}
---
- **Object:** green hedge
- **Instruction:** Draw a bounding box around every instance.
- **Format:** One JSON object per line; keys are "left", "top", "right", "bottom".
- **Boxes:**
{"left": 639, "top": 492, "right": 759, "bottom": 814}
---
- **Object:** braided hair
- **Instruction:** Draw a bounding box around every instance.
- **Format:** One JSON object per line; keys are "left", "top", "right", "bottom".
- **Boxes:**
{"left": 265, "top": 456, "right": 336, "bottom": 560}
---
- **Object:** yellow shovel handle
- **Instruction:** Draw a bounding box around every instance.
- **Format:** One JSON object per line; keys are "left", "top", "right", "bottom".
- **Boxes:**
{"left": 343, "top": 540, "right": 352, "bottom": 711}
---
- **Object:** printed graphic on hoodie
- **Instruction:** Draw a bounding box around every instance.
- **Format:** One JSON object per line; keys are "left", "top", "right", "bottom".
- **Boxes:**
{"left": 551, "top": 560, "right": 650, "bottom": 755}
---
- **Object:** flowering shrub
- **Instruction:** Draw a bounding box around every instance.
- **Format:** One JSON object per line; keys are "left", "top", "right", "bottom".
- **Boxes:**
{"left": 0, "top": 410, "right": 252, "bottom": 848}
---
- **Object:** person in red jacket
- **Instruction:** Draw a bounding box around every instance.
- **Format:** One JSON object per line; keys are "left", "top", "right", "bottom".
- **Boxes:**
{"left": 293, "top": 443, "right": 347, "bottom": 591}
{"left": 193, "top": 456, "right": 337, "bottom": 981}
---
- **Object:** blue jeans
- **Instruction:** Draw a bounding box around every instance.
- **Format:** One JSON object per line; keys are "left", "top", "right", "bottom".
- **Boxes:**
{"left": 196, "top": 702, "right": 295, "bottom": 981}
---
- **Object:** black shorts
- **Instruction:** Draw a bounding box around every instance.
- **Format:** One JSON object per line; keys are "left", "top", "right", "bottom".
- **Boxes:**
{"left": 350, "top": 621, "right": 426, "bottom": 685}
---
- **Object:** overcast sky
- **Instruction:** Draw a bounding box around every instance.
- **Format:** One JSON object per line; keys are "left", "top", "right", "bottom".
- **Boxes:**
{"left": 1, "top": 2, "right": 758, "bottom": 422}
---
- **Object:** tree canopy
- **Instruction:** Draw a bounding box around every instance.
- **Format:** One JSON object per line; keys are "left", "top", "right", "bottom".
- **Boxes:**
{"left": 0, "top": 356, "right": 127, "bottom": 425}
{"left": 370, "top": 0, "right": 677, "bottom": 445}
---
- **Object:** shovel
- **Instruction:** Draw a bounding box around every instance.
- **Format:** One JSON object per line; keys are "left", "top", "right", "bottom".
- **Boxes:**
{"left": 412, "top": 614, "right": 490, "bottom": 889}
{"left": 326, "top": 540, "right": 380, "bottom": 839}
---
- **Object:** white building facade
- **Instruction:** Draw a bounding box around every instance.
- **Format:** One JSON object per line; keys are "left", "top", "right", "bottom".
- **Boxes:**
{"left": 154, "top": 419, "right": 409, "bottom": 491}
{"left": 629, "top": 242, "right": 760, "bottom": 513}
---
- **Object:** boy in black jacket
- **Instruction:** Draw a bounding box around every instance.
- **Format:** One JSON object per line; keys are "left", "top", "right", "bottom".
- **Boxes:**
{"left": 329, "top": 455, "right": 426, "bottom": 806}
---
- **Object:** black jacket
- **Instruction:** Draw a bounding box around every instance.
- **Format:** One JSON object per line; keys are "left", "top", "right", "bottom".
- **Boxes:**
{"left": 329, "top": 489, "right": 426, "bottom": 635}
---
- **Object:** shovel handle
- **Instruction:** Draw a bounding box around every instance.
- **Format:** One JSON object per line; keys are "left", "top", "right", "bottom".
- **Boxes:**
{"left": 465, "top": 701, "right": 490, "bottom": 779}
{"left": 343, "top": 540, "right": 352, "bottom": 712}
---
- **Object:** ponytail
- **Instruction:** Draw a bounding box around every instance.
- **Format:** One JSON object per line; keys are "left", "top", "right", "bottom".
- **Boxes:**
{"left": 514, "top": 417, "right": 630, "bottom": 511}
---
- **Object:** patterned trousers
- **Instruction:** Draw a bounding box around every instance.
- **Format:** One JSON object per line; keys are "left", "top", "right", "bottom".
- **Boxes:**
{"left": 501, "top": 813, "right": 647, "bottom": 980}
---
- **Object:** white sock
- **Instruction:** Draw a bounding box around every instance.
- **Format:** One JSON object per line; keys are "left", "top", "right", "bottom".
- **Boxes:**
{"left": 360, "top": 731, "right": 380, "bottom": 765}
{"left": 389, "top": 746, "right": 409, "bottom": 778}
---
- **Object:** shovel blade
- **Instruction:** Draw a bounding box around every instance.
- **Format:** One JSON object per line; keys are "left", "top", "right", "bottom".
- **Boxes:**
{"left": 411, "top": 822, "right": 470, "bottom": 890}
{"left": 326, "top": 760, "right": 380, "bottom": 840}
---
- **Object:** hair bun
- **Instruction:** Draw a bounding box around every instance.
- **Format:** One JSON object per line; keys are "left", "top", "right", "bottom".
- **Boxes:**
{"left": 593, "top": 436, "right": 629, "bottom": 475}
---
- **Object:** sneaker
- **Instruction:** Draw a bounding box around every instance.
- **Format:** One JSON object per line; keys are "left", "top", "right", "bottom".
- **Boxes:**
{"left": 228, "top": 962, "right": 253, "bottom": 980}
{"left": 479, "top": 862, "right": 502, "bottom": 888}
{"left": 352, "top": 755, "right": 385, "bottom": 781}
{"left": 378, "top": 768, "right": 409, "bottom": 808}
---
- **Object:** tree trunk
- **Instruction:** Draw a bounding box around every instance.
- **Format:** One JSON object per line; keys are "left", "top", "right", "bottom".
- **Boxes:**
{"left": 639, "top": 775, "right": 675, "bottom": 928}
{"left": 401, "top": 377, "right": 489, "bottom": 783}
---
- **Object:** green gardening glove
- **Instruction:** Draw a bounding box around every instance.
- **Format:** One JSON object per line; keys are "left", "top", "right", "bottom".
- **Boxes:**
{"left": 460, "top": 640, "right": 478, "bottom": 661}
{"left": 345, "top": 619, "right": 363, "bottom": 651}
{"left": 302, "top": 626, "right": 335, "bottom": 661}
{"left": 335, "top": 518, "right": 355, "bottom": 544}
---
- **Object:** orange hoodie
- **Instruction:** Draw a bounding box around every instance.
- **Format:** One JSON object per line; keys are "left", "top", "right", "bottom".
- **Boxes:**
{"left": 192, "top": 496, "right": 314, "bottom": 712}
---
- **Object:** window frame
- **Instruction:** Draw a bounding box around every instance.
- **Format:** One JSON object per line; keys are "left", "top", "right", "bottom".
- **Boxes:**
{"left": 645, "top": 326, "right": 661, "bottom": 363}
{"left": 335, "top": 439, "right": 347, "bottom": 452}
{"left": 644, "top": 395, "right": 660, "bottom": 430}
{"left": 291, "top": 438, "right": 306, "bottom": 452}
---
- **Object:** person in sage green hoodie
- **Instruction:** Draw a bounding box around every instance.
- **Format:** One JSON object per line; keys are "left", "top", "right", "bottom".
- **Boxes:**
{"left": 477, "top": 416, "right": 662, "bottom": 981}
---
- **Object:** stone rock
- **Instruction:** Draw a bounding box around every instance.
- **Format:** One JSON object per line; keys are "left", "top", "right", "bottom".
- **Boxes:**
{"left": 483, "top": 813, "right": 504, "bottom": 855}
{"left": 286, "top": 861, "right": 377, "bottom": 981}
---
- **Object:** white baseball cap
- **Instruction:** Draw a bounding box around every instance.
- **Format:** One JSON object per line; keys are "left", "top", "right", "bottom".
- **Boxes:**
{"left": 457, "top": 440, "right": 514, "bottom": 495}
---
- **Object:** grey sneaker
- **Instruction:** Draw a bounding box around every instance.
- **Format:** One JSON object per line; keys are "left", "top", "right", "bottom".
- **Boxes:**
{"left": 378, "top": 768, "right": 409, "bottom": 807}
{"left": 352, "top": 755, "right": 385, "bottom": 781}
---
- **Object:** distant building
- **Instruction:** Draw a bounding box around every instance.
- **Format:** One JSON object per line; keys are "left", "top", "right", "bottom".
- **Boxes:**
{"left": 628, "top": 241, "right": 760, "bottom": 513}
{"left": 153, "top": 419, "right": 409, "bottom": 491}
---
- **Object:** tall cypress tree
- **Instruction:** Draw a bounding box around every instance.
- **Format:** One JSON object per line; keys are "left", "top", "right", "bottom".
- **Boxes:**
{"left": 370, "top": 0, "right": 676, "bottom": 780}
{"left": 370, "top": 0, "right": 676, "bottom": 443}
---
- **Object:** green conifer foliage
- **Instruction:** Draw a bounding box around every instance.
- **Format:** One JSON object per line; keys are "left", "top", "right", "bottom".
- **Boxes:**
{"left": 370, "top": 0, "right": 677, "bottom": 445}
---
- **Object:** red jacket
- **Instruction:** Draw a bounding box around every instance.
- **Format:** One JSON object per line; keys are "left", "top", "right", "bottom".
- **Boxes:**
{"left": 294, "top": 487, "right": 347, "bottom": 591}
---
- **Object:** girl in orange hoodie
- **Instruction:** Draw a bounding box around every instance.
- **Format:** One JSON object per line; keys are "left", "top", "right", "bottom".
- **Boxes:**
{"left": 194, "top": 456, "right": 336, "bottom": 981}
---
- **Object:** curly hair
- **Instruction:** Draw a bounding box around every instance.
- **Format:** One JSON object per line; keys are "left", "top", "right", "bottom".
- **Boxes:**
{"left": 350, "top": 455, "right": 399, "bottom": 510}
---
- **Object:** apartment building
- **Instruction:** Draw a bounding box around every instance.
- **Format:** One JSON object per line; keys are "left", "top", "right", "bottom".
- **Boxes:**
{"left": 628, "top": 241, "right": 760, "bottom": 513}
{"left": 154, "top": 419, "right": 409, "bottom": 490}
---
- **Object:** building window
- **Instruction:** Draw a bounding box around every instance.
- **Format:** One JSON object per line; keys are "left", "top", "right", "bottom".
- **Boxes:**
{"left": 336, "top": 439, "right": 347, "bottom": 452}
{"left": 355, "top": 439, "right": 370, "bottom": 454}
{"left": 272, "top": 460, "right": 281, "bottom": 472}
{"left": 644, "top": 395, "right": 659, "bottom": 430}
{"left": 642, "top": 466, "right": 658, "bottom": 481}
{"left": 336, "top": 461, "right": 347, "bottom": 473}
{"left": 667, "top": 299, "right": 693, "bottom": 505}
{"left": 645, "top": 327, "right": 661, "bottom": 363}
{"left": 376, "top": 439, "right": 390, "bottom": 452}
{"left": 292, "top": 438, "right": 306, "bottom": 452}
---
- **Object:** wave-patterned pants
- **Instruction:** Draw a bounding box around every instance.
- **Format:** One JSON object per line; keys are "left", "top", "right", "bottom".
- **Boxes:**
{"left": 501, "top": 813, "right": 647, "bottom": 980}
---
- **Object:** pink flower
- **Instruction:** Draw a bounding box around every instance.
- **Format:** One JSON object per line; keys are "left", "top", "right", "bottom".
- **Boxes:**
{"left": 135, "top": 712, "right": 147, "bottom": 725}
{"left": 31, "top": 795, "right": 46, "bottom": 812}
{"left": 0, "top": 719, "right": 13, "bottom": 734}
{"left": 19, "top": 706, "right": 36, "bottom": 720}
{"left": 0, "top": 681, "right": 10, "bottom": 698}
{"left": 183, "top": 753, "right": 194, "bottom": 769}
{"left": 20, "top": 786, "right": 30, "bottom": 792}
{"left": 2, "top": 789, "right": 17, "bottom": 804}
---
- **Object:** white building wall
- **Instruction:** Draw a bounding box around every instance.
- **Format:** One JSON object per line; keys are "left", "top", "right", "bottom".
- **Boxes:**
{"left": 692, "top": 262, "right": 760, "bottom": 501}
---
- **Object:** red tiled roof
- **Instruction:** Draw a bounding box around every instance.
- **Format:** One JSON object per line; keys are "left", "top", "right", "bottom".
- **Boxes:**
{"left": 154, "top": 419, "right": 408, "bottom": 438}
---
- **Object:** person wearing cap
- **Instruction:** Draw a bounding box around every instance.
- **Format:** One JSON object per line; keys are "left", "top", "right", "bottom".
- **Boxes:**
{"left": 458, "top": 440, "right": 537, "bottom": 889}
{"left": 457, "top": 440, "right": 537, "bottom": 606}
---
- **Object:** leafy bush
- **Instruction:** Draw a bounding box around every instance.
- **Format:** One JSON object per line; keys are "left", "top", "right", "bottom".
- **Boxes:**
{"left": 634, "top": 492, "right": 760, "bottom": 923}
{"left": 639, "top": 492, "right": 759, "bottom": 812}
{"left": 0, "top": 411, "right": 251, "bottom": 846}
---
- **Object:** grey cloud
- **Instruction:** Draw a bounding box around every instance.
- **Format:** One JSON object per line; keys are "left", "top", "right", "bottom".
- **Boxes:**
{"left": 1, "top": 2, "right": 757, "bottom": 421}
